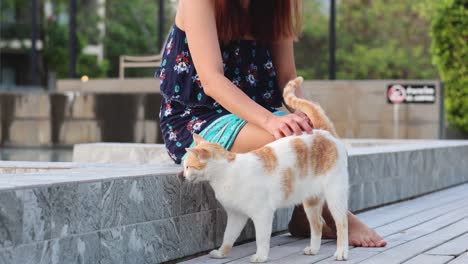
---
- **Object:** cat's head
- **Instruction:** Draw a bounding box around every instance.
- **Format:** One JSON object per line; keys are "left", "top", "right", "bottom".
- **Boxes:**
{"left": 182, "top": 134, "right": 236, "bottom": 183}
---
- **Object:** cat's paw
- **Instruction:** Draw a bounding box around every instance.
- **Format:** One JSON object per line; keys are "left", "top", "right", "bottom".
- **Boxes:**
{"left": 304, "top": 246, "right": 320, "bottom": 255}
{"left": 209, "top": 249, "right": 226, "bottom": 259}
{"left": 250, "top": 254, "right": 268, "bottom": 263}
{"left": 334, "top": 247, "right": 348, "bottom": 261}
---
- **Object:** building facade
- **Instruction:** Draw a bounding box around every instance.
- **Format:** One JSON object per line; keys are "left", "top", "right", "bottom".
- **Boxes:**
{"left": 0, "top": 0, "right": 105, "bottom": 90}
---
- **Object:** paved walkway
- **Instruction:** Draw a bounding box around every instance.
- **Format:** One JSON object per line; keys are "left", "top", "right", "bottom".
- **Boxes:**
{"left": 183, "top": 183, "right": 468, "bottom": 264}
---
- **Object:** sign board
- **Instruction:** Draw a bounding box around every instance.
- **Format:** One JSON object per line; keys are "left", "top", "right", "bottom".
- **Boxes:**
{"left": 387, "top": 84, "right": 436, "bottom": 104}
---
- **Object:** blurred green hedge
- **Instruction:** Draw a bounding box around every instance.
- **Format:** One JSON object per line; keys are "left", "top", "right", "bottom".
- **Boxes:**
{"left": 431, "top": 0, "right": 468, "bottom": 132}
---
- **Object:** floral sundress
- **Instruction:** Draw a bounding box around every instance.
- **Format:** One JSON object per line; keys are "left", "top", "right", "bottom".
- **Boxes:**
{"left": 156, "top": 24, "right": 282, "bottom": 164}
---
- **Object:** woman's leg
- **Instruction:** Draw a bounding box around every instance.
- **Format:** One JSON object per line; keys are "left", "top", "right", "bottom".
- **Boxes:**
{"left": 230, "top": 122, "right": 276, "bottom": 153}
{"left": 230, "top": 123, "right": 387, "bottom": 247}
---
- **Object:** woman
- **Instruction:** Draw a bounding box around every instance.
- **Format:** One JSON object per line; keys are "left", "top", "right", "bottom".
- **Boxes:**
{"left": 157, "top": 0, "right": 386, "bottom": 247}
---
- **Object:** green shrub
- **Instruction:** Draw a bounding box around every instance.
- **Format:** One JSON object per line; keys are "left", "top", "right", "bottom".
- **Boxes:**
{"left": 431, "top": 0, "right": 468, "bottom": 132}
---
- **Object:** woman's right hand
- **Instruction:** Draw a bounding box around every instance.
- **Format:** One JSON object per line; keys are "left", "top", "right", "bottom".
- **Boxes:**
{"left": 264, "top": 114, "right": 313, "bottom": 140}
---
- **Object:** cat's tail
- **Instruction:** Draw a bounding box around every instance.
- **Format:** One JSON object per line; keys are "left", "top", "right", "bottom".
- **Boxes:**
{"left": 283, "top": 77, "right": 338, "bottom": 138}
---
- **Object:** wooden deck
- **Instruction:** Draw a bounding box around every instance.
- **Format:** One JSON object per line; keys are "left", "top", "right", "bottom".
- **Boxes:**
{"left": 183, "top": 183, "right": 468, "bottom": 264}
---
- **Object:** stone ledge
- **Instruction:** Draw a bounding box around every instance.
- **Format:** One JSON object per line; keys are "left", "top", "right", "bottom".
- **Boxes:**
{"left": 73, "top": 143, "right": 174, "bottom": 165}
{"left": 1, "top": 139, "right": 467, "bottom": 263}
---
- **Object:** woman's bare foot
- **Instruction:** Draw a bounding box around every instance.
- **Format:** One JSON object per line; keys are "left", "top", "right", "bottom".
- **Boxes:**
{"left": 321, "top": 210, "right": 387, "bottom": 247}
{"left": 346, "top": 213, "right": 387, "bottom": 247}
{"left": 288, "top": 206, "right": 387, "bottom": 247}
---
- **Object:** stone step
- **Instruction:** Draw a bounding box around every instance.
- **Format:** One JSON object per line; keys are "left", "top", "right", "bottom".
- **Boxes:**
{"left": 0, "top": 139, "right": 467, "bottom": 263}
{"left": 73, "top": 143, "right": 174, "bottom": 165}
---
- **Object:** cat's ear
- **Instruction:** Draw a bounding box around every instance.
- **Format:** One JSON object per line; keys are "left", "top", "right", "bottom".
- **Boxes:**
{"left": 193, "top": 134, "right": 206, "bottom": 146}
{"left": 185, "top": 148, "right": 210, "bottom": 161}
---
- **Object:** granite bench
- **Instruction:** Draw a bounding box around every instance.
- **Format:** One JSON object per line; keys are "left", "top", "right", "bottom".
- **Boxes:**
{"left": 0, "top": 139, "right": 467, "bottom": 263}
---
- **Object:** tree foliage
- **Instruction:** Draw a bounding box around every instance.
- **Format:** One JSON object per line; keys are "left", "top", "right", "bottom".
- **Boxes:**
{"left": 43, "top": 0, "right": 109, "bottom": 78}
{"left": 430, "top": 0, "right": 468, "bottom": 132}
{"left": 2, "top": 0, "right": 449, "bottom": 83}
{"left": 295, "top": 0, "right": 329, "bottom": 79}
{"left": 336, "top": 0, "right": 437, "bottom": 79}
{"left": 295, "top": 0, "right": 439, "bottom": 80}
{"left": 104, "top": 0, "right": 172, "bottom": 77}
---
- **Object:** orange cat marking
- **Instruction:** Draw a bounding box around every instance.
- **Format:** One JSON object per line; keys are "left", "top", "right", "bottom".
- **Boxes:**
{"left": 282, "top": 168, "right": 295, "bottom": 199}
{"left": 186, "top": 141, "right": 236, "bottom": 167}
{"left": 193, "top": 134, "right": 206, "bottom": 146}
{"left": 291, "top": 138, "right": 309, "bottom": 177}
{"left": 200, "top": 143, "right": 237, "bottom": 162}
{"left": 335, "top": 220, "right": 348, "bottom": 250}
{"left": 308, "top": 212, "right": 322, "bottom": 235}
{"left": 303, "top": 198, "right": 324, "bottom": 235}
{"left": 185, "top": 149, "right": 208, "bottom": 170}
{"left": 252, "top": 146, "right": 277, "bottom": 174}
{"left": 283, "top": 77, "right": 338, "bottom": 138}
{"left": 310, "top": 134, "right": 338, "bottom": 175}
{"left": 311, "top": 215, "right": 323, "bottom": 235}
{"left": 304, "top": 197, "right": 320, "bottom": 208}
{"left": 222, "top": 245, "right": 232, "bottom": 256}
{"left": 226, "top": 152, "right": 236, "bottom": 162}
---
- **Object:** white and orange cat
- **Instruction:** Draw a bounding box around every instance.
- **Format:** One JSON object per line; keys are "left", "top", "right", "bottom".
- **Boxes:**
{"left": 182, "top": 77, "right": 349, "bottom": 262}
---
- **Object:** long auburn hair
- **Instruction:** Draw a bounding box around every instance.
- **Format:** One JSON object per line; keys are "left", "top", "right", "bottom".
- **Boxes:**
{"left": 214, "top": 0, "right": 303, "bottom": 42}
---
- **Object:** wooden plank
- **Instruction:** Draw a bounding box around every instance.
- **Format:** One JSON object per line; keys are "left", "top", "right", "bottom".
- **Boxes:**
{"left": 357, "top": 184, "right": 468, "bottom": 224}
{"left": 403, "top": 254, "right": 454, "bottom": 264}
{"left": 228, "top": 239, "right": 312, "bottom": 263}
{"left": 357, "top": 184, "right": 468, "bottom": 228}
{"left": 275, "top": 193, "right": 462, "bottom": 262}
{"left": 313, "top": 249, "right": 382, "bottom": 264}
{"left": 380, "top": 206, "right": 468, "bottom": 246}
{"left": 278, "top": 186, "right": 468, "bottom": 264}
{"left": 375, "top": 197, "right": 468, "bottom": 237}
{"left": 312, "top": 198, "right": 468, "bottom": 264}
{"left": 229, "top": 239, "right": 338, "bottom": 264}
{"left": 358, "top": 218, "right": 468, "bottom": 264}
{"left": 426, "top": 233, "right": 468, "bottom": 256}
{"left": 312, "top": 229, "right": 462, "bottom": 264}
{"left": 183, "top": 234, "right": 302, "bottom": 264}
{"left": 448, "top": 252, "right": 468, "bottom": 264}
{"left": 271, "top": 242, "right": 340, "bottom": 264}
{"left": 182, "top": 241, "right": 258, "bottom": 264}
{"left": 183, "top": 185, "right": 468, "bottom": 264}
{"left": 311, "top": 201, "right": 468, "bottom": 264}
{"left": 272, "top": 234, "right": 309, "bottom": 246}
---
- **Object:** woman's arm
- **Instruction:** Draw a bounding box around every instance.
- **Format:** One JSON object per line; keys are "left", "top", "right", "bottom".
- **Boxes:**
{"left": 178, "top": 0, "right": 273, "bottom": 126}
{"left": 271, "top": 39, "right": 311, "bottom": 127}
{"left": 271, "top": 39, "right": 305, "bottom": 99}
{"left": 178, "top": 0, "right": 311, "bottom": 138}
